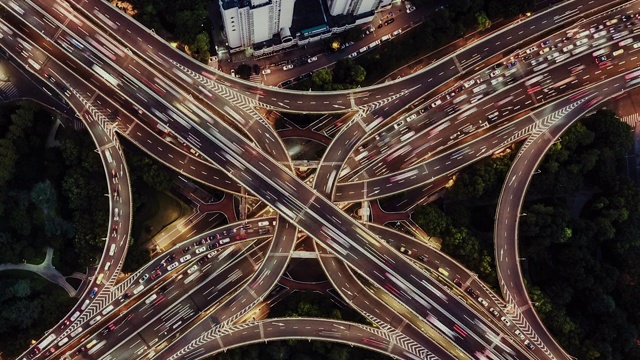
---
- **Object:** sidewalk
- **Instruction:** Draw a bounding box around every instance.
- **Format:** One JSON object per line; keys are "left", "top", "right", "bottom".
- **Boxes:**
{"left": 0, "top": 247, "right": 78, "bottom": 297}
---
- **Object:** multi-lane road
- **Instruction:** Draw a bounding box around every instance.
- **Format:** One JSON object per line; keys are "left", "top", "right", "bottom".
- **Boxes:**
{"left": 2, "top": 0, "right": 639, "bottom": 359}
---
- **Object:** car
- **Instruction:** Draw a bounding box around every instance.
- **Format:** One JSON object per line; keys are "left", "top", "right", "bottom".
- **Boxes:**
{"left": 195, "top": 239, "right": 206, "bottom": 246}
{"left": 258, "top": 228, "right": 269, "bottom": 235}
{"left": 43, "top": 347, "right": 55, "bottom": 357}
{"left": 282, "top": 79, "right": 293, "bottom": 87}
{"left": 606, "top": 18, "right": 619, "bottom": 26}
{"left": 207, "top": 251, "right": 218, "bottom": 259}
{"left": 198, "top": 257, "right": 209, "bottom": 265}
{"left": 540, "top": 39, "right": 551, "bottom": 47}
{"left": 525, "top": 46, "right": 538, "bottom": 54}
{"left": 538, "top": 47, "right": 550, "bottom": 55}
{"left": 76, "top": 346, "right": 87, "bottom": 354}
{"left": 180, "top": 255, "right": 191, "bottom": 263}
{"left": 430, "top": 99, "right": 442, "bottom": 108}
{"left": 613, "top": 48, "right": 624, "bottom": 56}
{"left": 235, "top": 233, "right": 248, "bottom": 240}
{"left": 187, "top": 265, "right": 199, "bottom": 274}
{"left": 500, "top": 316, "right": 511, "bottom": 326}
{"left": 595, "top": 54, "right": 609, "bottom": 64}
{"left": 307, "top": 56, "right": 318, "bottom": 63}
{"left": 384, "top": 18, "right": 395, "bottom": 26}
{"left": 120, "top": 292, "right": 131, "bottom": 301}
{"left": 166, "top": 254, "right": 176, "bottom": 263}
{"left": 44, "top": 72, "right": 55, "bottom": 83}
{"left": 463, "top": 79, "right": 476, "bottom": 88}
{"left": 466, "top": 287, "right": 478, "bottom": 298}
{"left": 150, "top": 271, "right": 161, "bottom": 280}
{"left": 489, "top": 69, "right": 500, "bottom": 77}
{"left": 454, "top": 85, "right": 465, "bottom": 93}
{"left": 418, "top": 255, "right": 428, "bottom": 263}
{"left": 407, "top": 5, "right": 415, "bottom": 13}
{"left": 252, "top": 64, "right": 260, "bottom": 75}
{"left": 60, "top": 319, "right": 71, "bottom": 329}
{"left": 399, "top": 246, "right": 412, "bottom": 255}
{"left": 102, "top": 323, "right": 116, "bottom": 335}
{"left": 514, "top": 329, "right": 526, "bottom": 340}
{"left": 406, "top": 114, "right": 417, "bottom": 121}
{"left": 262, "top": 69, "right": 271, "bottom": 75}
{"left": 139, "top": 274, "right": 149, "bottom": 283}
{"left": 393, "top": 120, "right": 404, "bottom": 130}
{"left": 493, "top": 63, "right": 503, "bottom": 70}
{"left": 590, "top": 24, "right": 604, "bottom": 33}
{"left": 489, "top": 307, "right": 500, "bottom": 317}
{"left": 89, "top": 287, "right": 98, "bottom": 298}
{"left": 524, "top": 340, "right": 536, "bottom": 350}
{"left": 453, "top": 279, "right": 463, "bottom": 288}
{"left": 195, "top": 246, "right": 206, "bottom": 254}
{"left": 523, "top": 54, "right": 533, "bottom": 61}
{"left": 167, "top": 262, "right": 178, "bottom": 271}
{"left": 531, "top": 58, "right": 544, "bottom": 66}
{"left": 283, "top": 64, "right": 293, "bottom": 70}
{"left": 348, "top": 52, "right": 358, "bottom": 59}
{"left": 622, "top": 14, "right": 632, "bottom": 22}
{"left": 506, "top": 60, "right": 518, "bottom": 68}
{"left": 207, "top": 243, "right": 217, "bottom": 250}
{"left": 477, "top": 297, "right": 489, "bottom": 307}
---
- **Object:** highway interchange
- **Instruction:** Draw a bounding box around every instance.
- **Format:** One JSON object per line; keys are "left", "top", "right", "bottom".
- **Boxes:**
{"left": 1, "top": 0, "right": 639, "bottom": 359}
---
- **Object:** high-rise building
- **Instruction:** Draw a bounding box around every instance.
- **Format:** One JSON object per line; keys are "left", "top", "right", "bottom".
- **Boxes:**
{"left": 220, "top": 0, "right": 296, "bottom": 50}
{"left": 327, "top": 0, "right": 390, "bottom": 16}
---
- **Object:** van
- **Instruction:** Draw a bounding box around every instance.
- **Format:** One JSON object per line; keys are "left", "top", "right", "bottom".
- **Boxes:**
{"left": 57, "top": 337, "right": 69, "bottom": 347}
{"left": 145, "top": 294, "right": 157, "bottom": 304}
{"left": 101, "top": 304, "right": 114, "bottom": 316}
{"left": 96, "top": 273, "right": 104, "bottom": 285}
{"left": 133, "top": 284, "right": 144, "bottom": 294}
{"left": 70, "top": 327, "right": 83, "bottom": 337}
{"left": 109, "top": 244, "right": 116, "bottom": 256}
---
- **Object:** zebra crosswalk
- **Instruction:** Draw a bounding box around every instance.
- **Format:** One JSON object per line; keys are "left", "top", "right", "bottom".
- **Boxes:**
{"left": 0, "top": 81, "right": 19, "bottom": 100}
{"left": 621, "top": 113, "right": 639, "bottom": 128}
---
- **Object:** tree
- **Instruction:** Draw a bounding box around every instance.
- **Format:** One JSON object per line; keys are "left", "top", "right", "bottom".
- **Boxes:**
{"left": 236, "top": 64, "right": 253, "bottom": 80}
{"left": 0, "top": 138, "right": 17, "bottom": 187}
{"left": 30, "top": 180, "right": 57, "bottom": 215}
{"left": 412, "top": 204, "right": 449, "bottom": 237}
{"left": 476, "top": 11, "right": 491, "bottom": 31}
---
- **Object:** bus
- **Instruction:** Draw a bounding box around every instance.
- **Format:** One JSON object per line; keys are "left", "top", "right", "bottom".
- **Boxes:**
{"left": 36, "top": 334, "right": 57, "bottom": 352}
{"left": 91, "top": 64, "right": 120, "bottom": 87}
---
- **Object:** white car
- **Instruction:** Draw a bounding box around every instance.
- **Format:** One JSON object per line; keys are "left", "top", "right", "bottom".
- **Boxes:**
{"left": 489, "top": 69, "right": 500, "bottom": 78}
{"left": 187, "top": 265, "right": 199, "bottom": 274}
{"left": 180, "top": 255, "right": 191, "bottom": 263}
{"left": 500, "top": 316, "right": 511, "bottom": 326}
{"left": 463, "top": 79, "right": 476, "bottom": 88}
{"left": 430, "top": 99, "right": 442, "bottom": 108}
{"left": 262, "top": 69, "right": 271, "bottom": 75}
{"left": 406, "top": 114, "right": 417, "bottom": 121}
{"left": 307, "top": 56, "right": 318, "bottom": 63}
{"left": 525, "top": 46, "right": 538, "bottom": 54}
{"left": 283, "top": 64, "right": 293, "bottom": 70}
{"left": 514, "top": 329, "right": 526, "bottom": 340}
{"left": 477, "top": 297, "right": 489, "bottom": 307}
{"left": 195, "top": 247, "right": 206, "bottom": 254}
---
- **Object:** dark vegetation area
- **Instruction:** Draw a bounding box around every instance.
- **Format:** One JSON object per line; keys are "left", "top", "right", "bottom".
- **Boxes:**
{"left": 211, "top": 291, "right": 390, "bottom": 360}
{"left": 126, "top": 0, "right": 211, "bottom": 62}
{"left": 0, "top": 272, "right": 77, "bottom": 357}
{"left": 414, "top": 110, "right": 640, "bottom": 359}
{"left": 0, "top": 101, "right": 107, "bottom": 273}
{"left": 294, "top": 59, "right": 367, "bottom": 91}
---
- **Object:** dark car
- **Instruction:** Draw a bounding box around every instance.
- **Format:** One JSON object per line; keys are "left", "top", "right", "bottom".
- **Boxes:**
{"left": 453, "top": 279, "right": 463, "bottom": 288}
{"left": 282, "top": 79, "right": 293, "bottom": 87}
{"left": 60, "top": 319, "right": 71, "bottom": 329}
{"left": 252, "top": 64, "right": 260, "bottom": 75}
{"left": 90, "top": 287, "right": 98, "bottom": 298}
{"left": 466, "top": 287, "right": 479, "bottom": 298}
{"left": 120, "top": 292, "right": 131, "bottom": 301}
{"left": 182, "top": 246, "right": 191, "bottom": 254}
{"left": 76, "top": 346, "right": 87, "bottom": 354}
{"left": 384, "top": 18, "right": 395, "bottom": 26}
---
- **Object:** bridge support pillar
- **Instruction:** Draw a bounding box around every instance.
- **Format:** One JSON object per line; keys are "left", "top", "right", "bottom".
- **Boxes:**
{"left": 240, "top": 186, "right": 247, "bottom": 220}
{"left": 360, "top": 200, "right": 370, "bottom": 222}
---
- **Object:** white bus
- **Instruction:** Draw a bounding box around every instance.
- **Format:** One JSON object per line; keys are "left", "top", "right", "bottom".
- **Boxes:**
{"left": 91, "top": 64, "right": 120, "bottom": 87}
